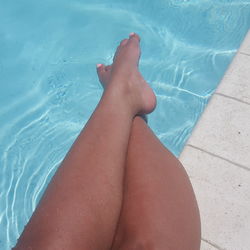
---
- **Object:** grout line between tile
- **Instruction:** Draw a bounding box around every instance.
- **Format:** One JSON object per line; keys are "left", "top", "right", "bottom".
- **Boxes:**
{"left": 239, "top": 51, "right": 250, "bottom": 57}
{"left": 214, "top": 92, "right": 250, "bottom": 106}
{"left": 201, "top": 238, "right": 226, "bottom": 250}
{"left": 186, "top": 144, "right": 250, "bottom": 172}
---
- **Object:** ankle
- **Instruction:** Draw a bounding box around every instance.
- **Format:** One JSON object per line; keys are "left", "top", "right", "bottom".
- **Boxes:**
{"left": 104, "top": 81, "right": 143, "bottom": 116}
{"left": 101, "top": 86, "right": 138, "bottom": 118}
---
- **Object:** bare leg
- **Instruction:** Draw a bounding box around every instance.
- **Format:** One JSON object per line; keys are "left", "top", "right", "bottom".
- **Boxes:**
{"left": 14, "top": 33, "right": 156, "bottom": 250}
{"left": 112, "top": 118, "right": 201, "bottom": 250}
{"left": 97, "top": 72, "right": 201, "bottom": 250}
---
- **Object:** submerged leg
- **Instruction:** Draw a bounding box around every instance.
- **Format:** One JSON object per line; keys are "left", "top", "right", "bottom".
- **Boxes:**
{"left": 14, "top": 33, "right": 156, "bottom": 250}
{"left": 97, "top": 66, "right": 201, "bottom": 250}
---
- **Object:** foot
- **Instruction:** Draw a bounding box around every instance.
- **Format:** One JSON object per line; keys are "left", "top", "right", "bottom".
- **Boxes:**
{"left": 96, "top": 33, "right": 156, "bottom": 115}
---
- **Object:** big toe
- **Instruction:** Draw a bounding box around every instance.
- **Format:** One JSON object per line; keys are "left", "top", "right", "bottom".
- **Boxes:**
{"left": 129, "top": 32, "right": 140, "bottom": 42}
{"left": 127, "top": 33, "right": 141, "bottom": 61}
{"left": 127, "top": 33, "right": 140, "bottom": 49}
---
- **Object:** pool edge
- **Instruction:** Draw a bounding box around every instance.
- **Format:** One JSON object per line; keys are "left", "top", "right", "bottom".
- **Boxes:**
{"left": 179, "top": 29, "right": 250, "bottom": 250}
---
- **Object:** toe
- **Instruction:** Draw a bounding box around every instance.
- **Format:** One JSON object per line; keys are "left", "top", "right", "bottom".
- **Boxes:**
{"left": 119, "top": 38, "right": 129, "bottom": 47}
{"left": 96, "top": 63, "right": 105, "bottom": 74}
{"left": 129, "top": 32, "right": 140, "bottom": 43}
{"left": 127, "top": 33, "right": 141, "bottom": 56}
{"left": 113, "top": 39, "right": 127, "bottom": 62}
{"left": 97, "top": 64, "right": 112, "bottom": 87}
{"left": 105, "top": 65, "right": 112, "bottom": 72}
{"left": 96, "top": 64, "right": 106, "bottom": 81}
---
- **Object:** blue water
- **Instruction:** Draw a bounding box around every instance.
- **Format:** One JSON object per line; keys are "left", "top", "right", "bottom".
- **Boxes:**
{"left": 0, "top": 0, "right": 250, "bottom": 248}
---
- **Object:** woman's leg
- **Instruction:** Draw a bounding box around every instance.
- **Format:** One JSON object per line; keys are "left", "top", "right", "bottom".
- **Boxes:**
{"left": 14, "top": 33, "right": 156, "bottom": 250}
{"left": 112, "top": 117, "right": 201, "bottom": 250}
{"left": 97, "top": 68, "right": 201, "bottom": 250}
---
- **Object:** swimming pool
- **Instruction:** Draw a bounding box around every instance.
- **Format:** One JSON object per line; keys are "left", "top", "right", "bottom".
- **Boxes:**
{"left": 1, "top": 0, "right": 250, "bottom": 248}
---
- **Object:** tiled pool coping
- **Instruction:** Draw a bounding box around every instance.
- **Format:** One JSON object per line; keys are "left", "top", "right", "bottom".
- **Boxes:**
{"left": 179, "top": 30, "right": 250, "bottom": 250}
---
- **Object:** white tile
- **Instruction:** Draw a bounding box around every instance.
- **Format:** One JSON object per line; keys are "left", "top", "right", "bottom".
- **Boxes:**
{"left": 188, "top": 94, "right": 250, "bottom": 167}
{"left": 239, "top": 30, "right": 250, "bottom": 55}
{"left": 216, "top": 53, "right": 250, "bottom": 104}
{"left": 200, "top": 240, "right": 219, "bottom": 250}
{"left": 179, "top": 146, "right": 250, "bottom": 250}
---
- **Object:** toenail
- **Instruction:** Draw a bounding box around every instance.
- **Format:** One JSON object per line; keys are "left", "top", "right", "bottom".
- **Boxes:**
{"left": 96, "top": 64, "right": 102, "bottom": 68}
{"left": 129, "top": 32, "right": 135, "bottom": 37}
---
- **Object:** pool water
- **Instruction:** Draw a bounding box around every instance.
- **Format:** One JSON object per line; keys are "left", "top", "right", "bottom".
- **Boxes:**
{"left": 0, "top": 0, "right": 250, "bottom": 248}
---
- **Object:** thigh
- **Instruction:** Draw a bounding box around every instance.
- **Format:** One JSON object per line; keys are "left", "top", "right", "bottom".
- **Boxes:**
{"left": 111, "top": 117, "right": 201, "bottom": 250}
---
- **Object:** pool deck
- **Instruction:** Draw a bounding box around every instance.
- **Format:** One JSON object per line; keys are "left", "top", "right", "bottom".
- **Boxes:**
{"left": 179, "top": 30, "right": 250, "bottom": 250}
